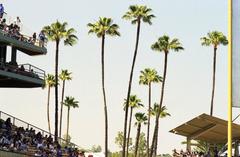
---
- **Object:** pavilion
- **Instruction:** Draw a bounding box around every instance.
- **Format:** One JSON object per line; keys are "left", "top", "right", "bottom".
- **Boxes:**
{"left": 169, "top": 113, "right": 240, "bottom": 154}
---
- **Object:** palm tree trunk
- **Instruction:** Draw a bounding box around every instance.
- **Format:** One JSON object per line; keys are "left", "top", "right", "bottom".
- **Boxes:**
{"left": 66, "top": 106, "right": 70, "bottom": 144}
{"left": 122, "top": 18, "right": 141, "bottom": 157}
{"left": 153, "top": 137, "right": 157, "bottom": 157}
{"left": 150, "top": 116, "right": 157, "bottom": 157}
{"left": 134, "top": 123, "right": 141, "bottom": 157}
{"left": 126, "top": 107, "right": 133, "bottom": 157}
{"left": 147, "top": 82, "right": 151, "bottom": 157}
{"left": 47, "top": 86, "right": 51, "bottom": 133}
{"left": 210, "top": 47, "right": 217, "bottom": 116}
{"left": 59, "top": 80, "right": 65, "bottom": 139}
{"left": 150, "top": 52, "right": 168, "bottom": 157}
{"left": 54, "top": 40, "right": 59, "bottom": 142}
{"left": 101, "top": 34, "right": 108, "bottom": 157}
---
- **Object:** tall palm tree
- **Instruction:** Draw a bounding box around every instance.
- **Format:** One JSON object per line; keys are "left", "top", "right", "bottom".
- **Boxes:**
{"left": 150, "top": 35, "right": 184, "bottom": 157}
{"left": 150, "top": 104, "right": 170, "bottom": 157}
{"left": 87, "top": 17, "right": 120, "bottom": 157}
{"left": 139, "top": 68, "right": 162, "bottom": 157}
{"left": 123, "top": 95, "right": 143, "bottom": 157}
{"left": 63, "top": 96, "right": 79, "bottom": 143}
{"left": 200, "top": 31, "right": 228, "bottom": 116}
{"left": 44, "top": 74, "right": 56, "bottom": 134}
{"left": 134, "top": 113, "right": 148, "bottom": 157}
{"left": 122, "top": 5, "right": 155, "bottom": 157}
{"left": 59, "top": 69, "right": 72, "bottom": 139}
{"left": 43, "top": 21, "right": 78, "bottom": 141}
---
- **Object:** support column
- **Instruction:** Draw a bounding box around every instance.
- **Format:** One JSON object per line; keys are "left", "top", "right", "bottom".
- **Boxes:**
{"left": 11, "top": 46, "right": 17, "bottom": 65}
{"left": 186, "top": 137, "right": 191, "bottom": 152}
{"left": 0, "top": 45, "right": 6, "bottom": 63}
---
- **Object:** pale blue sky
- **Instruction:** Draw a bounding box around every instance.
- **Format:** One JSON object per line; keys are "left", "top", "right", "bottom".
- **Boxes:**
{"left": 0, "top": 0, "right": 236, "bottom": 154}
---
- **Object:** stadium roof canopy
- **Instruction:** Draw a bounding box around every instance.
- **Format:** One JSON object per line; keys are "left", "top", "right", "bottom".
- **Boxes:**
{"left": 169, "top": 113, "right": 240, "bottom": 144}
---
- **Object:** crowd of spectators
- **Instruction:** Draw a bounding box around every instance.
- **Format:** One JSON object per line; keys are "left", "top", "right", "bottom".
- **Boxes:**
{"left": 0, "top": 117, "right": 80, "bottom": 157}
{"left": 172, "top": 149, "right": 220, "bottom": 157}
{"left": 0, "top": 4, "right": 46, "bottom": 47}
{"left": 0, "top": 17, "right": 46, "bottom": 47}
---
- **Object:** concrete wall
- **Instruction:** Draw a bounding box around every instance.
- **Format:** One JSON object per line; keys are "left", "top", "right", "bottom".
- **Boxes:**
{"left": 0, "top": 150, "right": 27, "bottom": 157}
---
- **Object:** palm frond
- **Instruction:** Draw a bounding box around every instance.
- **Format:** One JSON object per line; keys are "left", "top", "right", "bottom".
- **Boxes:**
{"left": 201, "top": 31, "right": 228, "bottom": 48}
{"left": 87, "top": 17, "right": 120, "bottom": 38}
{"left": 123, "top": 5, "right": 155, "bottom": 25}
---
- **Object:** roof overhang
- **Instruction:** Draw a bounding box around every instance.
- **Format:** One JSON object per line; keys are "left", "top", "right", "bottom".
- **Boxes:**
{"left": 170, "top": 113, "right": 240, "bottom": 144}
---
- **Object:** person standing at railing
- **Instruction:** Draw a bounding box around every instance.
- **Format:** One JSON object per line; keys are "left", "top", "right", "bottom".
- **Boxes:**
{"left": 0, "top": 4, "right": 4, "bottom": 19}
{"left": 32, "top": 32, "right": 36, "bottom": 44}
{"left": 14, "top": 16, "right": 21, "bottom": 31}
{"left": 0, "top": 18, "right": 7, "bottom": 31}
{"left": 38, "top": 30, "right": 46, "bottom": 47}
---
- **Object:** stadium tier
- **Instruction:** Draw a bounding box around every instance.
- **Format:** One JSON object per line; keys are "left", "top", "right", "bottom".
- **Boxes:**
{"left": 0, "top": 17, "right": 47, "bottom": 88}
{"left": 0, "top": 110, "right": 79, "bottom": 156}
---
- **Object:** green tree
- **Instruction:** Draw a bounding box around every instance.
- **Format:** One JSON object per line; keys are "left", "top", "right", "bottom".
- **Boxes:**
{"left": 137, "top": 133, "right": 147, "bottom": 157}
{"left": 134, "top": 113, "right": 147, "bottom": 157}
{"left": 59, "top": 69, "right": 72, "bottom": 139}
{"left": 150, "top": 35, "right": 183, "bottom": 157}
{"left": 91, "top": 145, "right": 102, "bottom": 153}
{"left": 115, "top": 131, "right": 133, "bottom": 151}
{"left": 122, "top": 5, "right": 155, "bottom": 157}
{"left": 200, "top": 31, "right": 228, "bottom": 116}
{"left": 62, "top": 133, "right": 71, "bottom": 147}
{"left": 44, "top": 74, "right": 56, "bottom": 134}
{"left": 43, "top": 21, "right": 78, "bottom": 141}
{"left": 139, "top": 68, "right": 162, "bottom": 157}
{"left": 124, "top": 95, "right": 143, "bottom": 157}
{"left": 63, "top": 96, "right": 79, "bottom": 143}
{"left": 87, "top": 17, "right": 120, "bottom": 157}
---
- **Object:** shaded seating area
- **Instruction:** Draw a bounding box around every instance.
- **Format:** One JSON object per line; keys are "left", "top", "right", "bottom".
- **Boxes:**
{"left": 169, "top": 113, "right": 240, "bottom": 155}
{"left": 0, "top": 62, "right": 44, "bottom": 79}
{"left": 0, "top": 110, "right": 79, "bottom": 157}
{"left": 0, "top": 62, "right": 45, "bottom": 88}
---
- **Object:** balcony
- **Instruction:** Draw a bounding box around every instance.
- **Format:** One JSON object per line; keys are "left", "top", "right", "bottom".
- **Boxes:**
{"left": 0, "top": 62, "right": 45, "bottom": 88}
{"left": 0, "top": 30, "right": 47, "bottom": 56}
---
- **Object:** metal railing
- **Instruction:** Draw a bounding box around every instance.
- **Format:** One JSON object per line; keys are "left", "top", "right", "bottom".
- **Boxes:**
{"left": 19, "top": 63, "right": 45, "bottom": 80}
{"left": 0, "top": 110, "right": 79, "bottom": 148}
{"left": 0, "top": 14, "right": 48, "bottom": 48}
{"left": 0, "top": 28, "right": 48, "bottom": 48}
{"left": 0, "top": 60, "right": 46, "bottom": 80}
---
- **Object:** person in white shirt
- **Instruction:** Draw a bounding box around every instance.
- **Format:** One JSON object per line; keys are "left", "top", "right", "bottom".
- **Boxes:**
{"left": 14, "top": 16, "right": 21, "bottom": 31}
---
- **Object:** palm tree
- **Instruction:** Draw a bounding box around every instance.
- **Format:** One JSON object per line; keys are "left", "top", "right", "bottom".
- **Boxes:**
{"left": 44, "top": 74, "right": 56, "bottom": 134}
{"left": 150, "top": 35, "right": 184, "bottom": 157}
{"left": 122, "top": 5, "right": 155, "bottom": 157}
{"left": 87, "top": 17, "right": 120, "bottom": 157}
{"left": 134, "top": 113, "right": 148, "bottom": 157}
{"left": 43, "top": 21, "right": 78, "bottom": 141}
{"left": 63, "top": 96, "right": 79, "bottom": 143}
{"left": 59, "top": 69, "right": 72, "bottom": 139}
{"left": 150, "top": 103, "right": 170, "bottom": 119}
{"left": 200, "top": 31, "right": 228, "bottom": 116}
{"left": 123, "top": 95, "right": 143, "bottom": 157}
{"left": 139, "top": 68, "right": 162, "bottom": 157}
{"left": 150, "top": 103, "right": 170, "bottom": 157}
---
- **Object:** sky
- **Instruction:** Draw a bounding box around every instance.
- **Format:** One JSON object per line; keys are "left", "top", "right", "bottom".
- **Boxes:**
{"left": 0, "top": 0, "right": 237, "bottom": 154}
